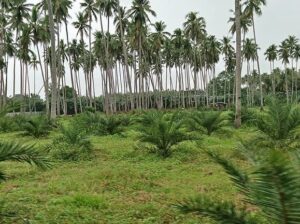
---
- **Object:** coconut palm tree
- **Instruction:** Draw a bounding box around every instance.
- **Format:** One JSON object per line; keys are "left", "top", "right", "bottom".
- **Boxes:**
{"left": 228, "top": 9, "right": 252, "bottom": 41}
{"left": 29, "top": 5, "right": 50, "bottom": 113}
{"left": 183, "top": 12, "right": 206, "bottom": 44}
{"left": 183, "top": 12, "right": 206, "bottom": 106}
{"left": 114, "top": 3, "right": 134, "bottom": 110}
{"left": 293, "top": 44, "right": 300, "bottom": 101}
{"left": 0, "top": 0, "right": 12, "bottom": 108}
{"left": 243, "top": 38, "right": 258, "bottom": 105}
{"left": 46, "top": 0, "right": 58, "bottom": 119}
{"left": 243, "top": 0, "right": 267, "bottom": 110}
{"left": 264, "top": 44, "right": 277, "bottom": 95}
{"left": 206, "top": 35, "right": 221, "bottom": 105}
{"left": 150, "top": 21, "right": 170, "bottom": 109}
{"left": 54, "top": 0, "right": 77, "bottom": 114}
{"left": 29, "top": 53, "right": 39, "bottom": 112}
{"left": 127, "top": 0, "right": 156, "bottom": 109}
{"left": 81, "top": 0, "right": 98, "bottom": 107}
{"left": 221, "top": 37, "right": 235, "bottom": 104}
{"left": 279, "top": 40, "right": 290, "bottom": 103}
{"left": 9, "top": 0, "right": 32, "bottom": 100}
{"left": 17, "top": 23, "right": 33, "bottom": 112}
{"left": 286, "top": 35, "right": 298, "bottom": 100}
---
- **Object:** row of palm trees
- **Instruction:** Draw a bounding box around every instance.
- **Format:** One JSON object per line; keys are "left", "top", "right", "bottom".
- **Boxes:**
{"left": 0, "top": 0, "right": 296, "bottom": 118}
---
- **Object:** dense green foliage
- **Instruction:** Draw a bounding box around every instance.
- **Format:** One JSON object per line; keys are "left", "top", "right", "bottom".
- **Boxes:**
{"left": 48, "top": 122, "right": 92, "bottom": 161}
{"left": 136, "top": 111, "right": 193, "bottom": 158}
{"left": 251, "top": 99, "right": 300, "bottom": 149}
{"left": 0, "top": 100, "right": 299, "bottom": 223}
{"left": 177, "top": 149, "right": 300, "bottom": 223}
{"left": 22, "top": 116, "right": 53, "bottom": 138}
{"left": 187, "top": 111, "right": 231, "bottom": 136}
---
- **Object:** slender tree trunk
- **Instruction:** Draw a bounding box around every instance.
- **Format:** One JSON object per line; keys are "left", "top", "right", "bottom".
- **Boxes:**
{"left": 252, "top": 15, "right": 263, "bottom": 110}
{"left": 47, "top": 0, "right": 57, "bottom": 119}
{"left": 285, "top": 63, "right": 289, "bottom": 103}
{"left": 235, "top": 0, "right": 242, "bottom": 128}
{"left": 65, "top": 20, "right": 77, "bottom": 114}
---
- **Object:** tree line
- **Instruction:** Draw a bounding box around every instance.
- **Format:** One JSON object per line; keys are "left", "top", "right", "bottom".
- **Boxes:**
{"left": 0, "top": 0, "right": 299, "bottom": 121}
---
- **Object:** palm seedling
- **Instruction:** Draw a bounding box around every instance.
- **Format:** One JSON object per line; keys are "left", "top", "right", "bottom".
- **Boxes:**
{"left": 177, "top": 149, "right": 300, "bottom": 224}
{"left": 49, "top": 122, "right": 92, "bottom": 161}
{"left": 136, "top": 111, "right": 192, "bottom": 158}
{"left": 75, "top": 112, "right": 127, "bottom": 136}
{"left": 229, "top": 107, "right": 258, "bottom": 126}
{"left": 75, "top": 111, "right": 103, "bottom": 134}
{"left": 187, "top": 111, "right": 231, "bottom": 136}
{"left": 252, "top": 98, "right": 300, "bottom": 149}
{"left": 94, "top": 115, "right": 125, "bottom": 136}
{"left": 22, "top": 116, "right": 53, "bottom": 138}
{"left": 59, "top": 123, "right": 91, "bottom": 149}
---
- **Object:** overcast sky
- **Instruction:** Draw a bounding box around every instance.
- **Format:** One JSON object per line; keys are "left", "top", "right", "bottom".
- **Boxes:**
{"left": 8, "top": 0, "right": 300, "bottom": 97}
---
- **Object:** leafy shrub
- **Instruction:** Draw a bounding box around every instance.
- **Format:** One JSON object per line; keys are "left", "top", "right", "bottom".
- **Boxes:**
{"left": 187, "top": 111, "right": 231, "bottom": 136}
{"left": 136, "top": 111, "right": 193, "bottom": 158}
{"left": 229, "top": 107, "right": 259, "bottom": 125}
{"left": 84, "top": 106, "right": 96, "bottom": 113}
{"left": 12, "top": 115, "right": 29, "bottom": 131}
{"left": 22, "top": 116, "right": 53, "bottom": 138}
{"left": 75, "top": 112, "right": 128, "bottom": 136}
{"left": 251, "top": 98, "right": 300, "bottom": 149}
{"left": 48, "top": 122, "right": 92, "bottom": 161}
{"left": 0, "top": 117, "right": 16, "bottom": 133}
{"left": 94, "top": 115, "right": 126, "bottom": 136}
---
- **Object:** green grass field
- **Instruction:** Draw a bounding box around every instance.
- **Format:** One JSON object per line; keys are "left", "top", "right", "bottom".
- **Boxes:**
{"left": 0, "top": 122, "right": 254, "bottom": 224}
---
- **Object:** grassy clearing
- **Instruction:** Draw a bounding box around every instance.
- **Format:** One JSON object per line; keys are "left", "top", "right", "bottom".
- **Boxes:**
{"left": 0, "top": 121, "right": 250, "bottom": 224}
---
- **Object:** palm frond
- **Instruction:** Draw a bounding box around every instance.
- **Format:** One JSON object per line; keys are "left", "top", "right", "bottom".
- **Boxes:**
{"left": 176, "top": 196, "right": 257, "bottom": 224}
{"left": 0, "top": 142, "right": 51, "bottom": 170}
{"left": 249, "top": 151, "right": 300, "bottom": 224}
{"left": 206, "top": 150, "right": 249, "bottom": 194}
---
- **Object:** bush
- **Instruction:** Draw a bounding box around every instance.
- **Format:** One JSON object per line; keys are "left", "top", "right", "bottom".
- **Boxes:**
{"left": 0, "top": 117, "right": 16, "bottom": 133}
{"left": 75, "top": 112, "right": 128, "bottom": 136}
{"left": 22, "top": 116, "right": 53, "bottom": 138}
{"left": 186, "top": 111, "right": 231, "bottom": 136}
{"left": 94, "top": 115, "right": 126, "bottom": 136}
{"left": 136, "top": 111, "right": 193, "bottom": 158}
{"left": 47, "top": 122, "right": 92, "bottom": 161}
{"left": 251, "top": 98, "right": 300, "bottom": 150}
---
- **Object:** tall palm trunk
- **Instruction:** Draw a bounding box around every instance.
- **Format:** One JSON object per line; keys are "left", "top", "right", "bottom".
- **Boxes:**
{"left": 251, "top": 15, "right": 263, "bottom": 110}
{"left": 88, "top": 15, "right": 93, "bottom": 107}
{"left": 47, "top": 0, "right": 57, "bottom": 119}
{"left": 64, "top": 20, "right": 77, "bottom": 114}
{"left": 117, "top": 6, "right": 133, "bottom": 110}
{"left": 138, "top": 33, "right": 143, "bottom": 109}
{"left": 235, "top": 0, "right": 242, "bottom": 128}
{"left": 285, "top": 63, "right": 289, "bottom": 103}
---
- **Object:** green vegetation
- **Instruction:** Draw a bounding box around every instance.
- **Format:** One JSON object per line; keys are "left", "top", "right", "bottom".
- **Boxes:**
{"left": 48, "top": 122, "right": 92, "bottom": 161}
{"left": 22, "top": 116, "right": 53, "bottom": 138}
{"left": 187, "top": 111, "right": 231, "bottom": 136}
{"left": 1, "top": 0, "right": 300, "bottom": 223}
{"left": 136, "top": 111, "right": 193, "bottom": 158}
{"left": 0, "top": 103, "right": 298, "bottom": 223}
{"left": 177, "top": 149, "right": 300, "bottom": 223}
